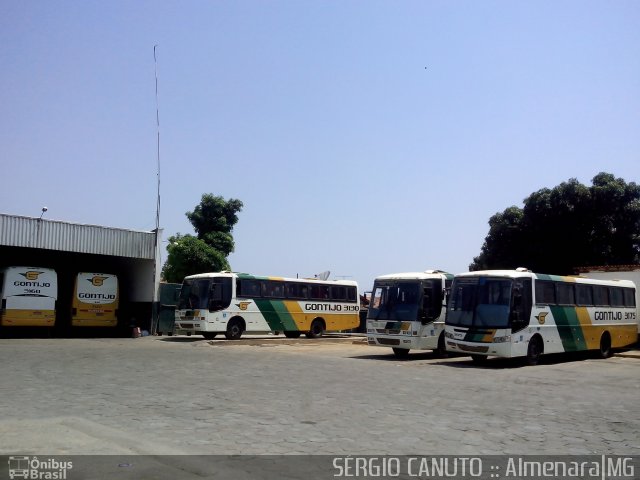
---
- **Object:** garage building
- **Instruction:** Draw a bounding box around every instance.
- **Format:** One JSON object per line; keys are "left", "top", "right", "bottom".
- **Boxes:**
{"left": 0, "top": 213, "right": 162, "bottom": 335}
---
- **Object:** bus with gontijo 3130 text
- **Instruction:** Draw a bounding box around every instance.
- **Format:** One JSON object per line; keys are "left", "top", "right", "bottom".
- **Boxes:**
{"left": 366, "top": 270, "right": 453, "bottom": 358}
{"left": 444, "top": 268, "right": 637, "bottom": 365}
{"left": 174, "top": 271, "right": 360, "bottom": 339}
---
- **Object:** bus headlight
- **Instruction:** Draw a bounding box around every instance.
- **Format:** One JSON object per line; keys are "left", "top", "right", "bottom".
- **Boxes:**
{"left": 444, "top": 331, "right": 455, "bottom": 339}
{"left": 493, "top": 335, "right": 511, "bottom": 343}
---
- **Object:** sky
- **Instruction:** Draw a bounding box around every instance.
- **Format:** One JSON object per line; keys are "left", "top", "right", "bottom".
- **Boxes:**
{"left": 1, "top": 1, "right": 638, "bottom": 291}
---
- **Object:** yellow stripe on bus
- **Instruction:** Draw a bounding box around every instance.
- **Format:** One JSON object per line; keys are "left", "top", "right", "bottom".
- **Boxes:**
{"left": 282, "top": 301, "right": 359, "bottom": 331}
{"left": 575, "top": 307, "right": 600, "bottom": 350}
{"left": 1, "top": 309, "right": 55, "bottom": 327}
{"left": 575, "top": 306, "right": 636, "bottom": 348}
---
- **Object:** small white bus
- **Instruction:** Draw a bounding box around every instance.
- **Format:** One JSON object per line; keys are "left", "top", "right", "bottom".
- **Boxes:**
{"left": 366, "top": 270, "right": 453, "bottom": 358}
{"left": 0, "top": 266, "right": 57, "bottom": 327}
{"left": 174, "top": 271, "right": 360, "bottom": 339}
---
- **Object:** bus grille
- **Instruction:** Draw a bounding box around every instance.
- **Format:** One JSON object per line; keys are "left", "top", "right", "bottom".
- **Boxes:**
{"left": 376, "top": 329, "right": 400, "bottom": 334}
{"left": 457, "top": 344, "right": 489, "bottom": 353}
{"left": 377, "top": 338, "right": 401, "bottom": 346}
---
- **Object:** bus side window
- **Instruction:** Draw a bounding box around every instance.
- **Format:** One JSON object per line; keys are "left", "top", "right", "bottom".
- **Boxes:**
{"left": 623, "top": 288, "right": 636, "bottom": 307}
{"left": 346, "top": 286, "right": 357, "bottom": 302}
{"left": 575, "top": 284, "right": 593, "bottom": 306}
{"left": 555, "top": 283, "right": 575, "bottom": 305}
{"left": 593, "top": 286, "right": 609, "bottom": 306}
{"left": 239, "top": 279, "right": 261, "bottom": 298}
{"left": 310, "top": 285, "right": 329, "bottom": 300}
{"left": 535, "top": 280, "right": 556, "bottom": 305}
{"left": 331, "top": 286, "right": 346, "bottom": 301}
{"left": 609, "top": 287, "right": 624, "bottom": 307}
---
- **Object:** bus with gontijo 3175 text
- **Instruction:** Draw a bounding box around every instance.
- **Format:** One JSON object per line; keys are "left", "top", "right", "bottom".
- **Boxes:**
{"left": 444, "top": 268, "right": 637, "bottom": 365}
{"left": 174, "top": 271, "right": 360, "bottom": 339}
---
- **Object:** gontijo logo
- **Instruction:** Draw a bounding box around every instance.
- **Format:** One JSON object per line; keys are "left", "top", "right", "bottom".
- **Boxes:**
{"left": 535, "top": 312, "right": 548, "bottom": 325}
{"left": 236, "top": 301, "right": 251, "bottom": 311}
{"left": 8, "top": 456, "right": 73, "bottom": 479}
{"left": 20, "top": 271, "right": 43, "bottom": 281}
{"left": 87, "top": 275, "right": 109, "bottom": 287}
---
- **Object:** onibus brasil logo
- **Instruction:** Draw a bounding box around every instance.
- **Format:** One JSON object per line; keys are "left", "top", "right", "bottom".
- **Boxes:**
{"left": 8, "top": 456, "right": 73, "bottom": 479}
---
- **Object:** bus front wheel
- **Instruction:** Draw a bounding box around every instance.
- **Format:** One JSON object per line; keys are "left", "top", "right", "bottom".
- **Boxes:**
{"left": 305, "top": 319, "right": 324, "bottom": 338}
{"left": 392, "top": 348, "right": 410, "bottom": 359}
{"left": 225, "top": 319, "right": 244, "bottom": 340}
{"left": 526, "top": 335, "right": 543, "bottom": 366}
{"left": 436, "top": 332, "right": 448, "bottom": 357}
{"left": 598, "top": 332, "right": 612, "bottom": 359}
{"left": 471, "top": 354, "right": 488, "bottom": 364}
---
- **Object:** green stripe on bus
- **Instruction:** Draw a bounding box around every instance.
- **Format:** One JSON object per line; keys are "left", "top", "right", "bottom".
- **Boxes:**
{"left": 550, "top": 306, "right": 585, "bottom": 352}
{"left": 536, "top": 273, "right": 564, "bottom": 282}
{"left": 254, "top": 299, "right": 299, "bottom": 331}
{"left": 464, "top": 331, "right": 490, "bottom": 343}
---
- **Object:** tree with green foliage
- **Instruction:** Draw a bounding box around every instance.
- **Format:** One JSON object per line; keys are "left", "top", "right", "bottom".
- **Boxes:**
{"left": 162, "top": 194, "right": 243, "bottom": 283}
{"left": 470, "top": 173, "right": 640, "bottom": 274}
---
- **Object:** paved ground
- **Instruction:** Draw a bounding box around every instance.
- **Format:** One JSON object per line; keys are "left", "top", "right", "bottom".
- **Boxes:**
{"left": 1, "top": 335, "right": 639, "bottom": 458}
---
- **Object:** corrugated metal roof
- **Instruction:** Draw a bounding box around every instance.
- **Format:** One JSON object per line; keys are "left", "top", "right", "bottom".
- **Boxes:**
{"left": 0, "top": 214, "right": 156, "bottom": 259}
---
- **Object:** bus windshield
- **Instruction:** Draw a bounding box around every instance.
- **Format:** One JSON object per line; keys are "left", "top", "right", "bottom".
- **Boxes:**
{"left": 368, "top": 281, "right": 420, "bottom": 321}
{"left": 447, "top": 276, "right": 513, "bottom": 328}
{"left": 178, "top": 277, "right": 232, "bottom": 312}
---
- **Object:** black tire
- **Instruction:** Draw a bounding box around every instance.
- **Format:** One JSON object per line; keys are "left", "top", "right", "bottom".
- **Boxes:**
{"left": 202, "top": 332, "right": 217, "bottom": 340}
{"left": 599, "top": 332, "right": 612, "bottom": 359}
{"left": 225, "top": 319, "right": 244, "bottom": 340}
{"left": 526, "top": 335, "right": 543, "bottom": 366}
{"left": 283, "top": 331, "right": 302, "bottom": 338}
{"left": 436, "top": 332, "right": 448, "bottom": 357}
{"left": 392, "top": 347, "right": 410, "bottom": 359}
{"left": 471, "top": 354, "right": 488, "bottom": 364}
{"left": 305, "top": 319, "right": 325, "bottom": 338}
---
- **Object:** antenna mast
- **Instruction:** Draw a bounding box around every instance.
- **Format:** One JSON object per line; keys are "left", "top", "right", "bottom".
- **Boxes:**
{"left": 154, "top": 45, "right": 161, "bottom": 233}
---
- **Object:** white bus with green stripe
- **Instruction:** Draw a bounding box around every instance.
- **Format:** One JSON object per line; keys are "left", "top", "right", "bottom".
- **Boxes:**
{"left": 444, "top": 268, "right": 638, "bottom": 365}
{"left": 174, "top": 271, "right": 360, "bottom": 339}
{"left": 366, "top": 270, "right": 453, "bottom": 358}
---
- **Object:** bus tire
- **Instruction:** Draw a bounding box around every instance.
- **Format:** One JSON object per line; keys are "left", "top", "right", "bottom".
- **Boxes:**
{"left": 305, "top": 319, "right": 325, "bottom": 338}
{"left": 598, "top": 331, "right": 612, "bottom": 359}
{"left": 392, "top": 348, "right": 410, "bottom": 359}
{"left": 202, "top": 332, "right": 217, "bottom": 340}
{"left": 526, "top": 335, "right": 543, "bottom": 366}
{"left": 436, "top": 332, "right": 448, "bottom": 357}
{"left": 284, "top": 331, "right": 301, "bottom": 338}
{"left": 225, "top": 318, "right": 244, "bottom": 340}
{"left": 471, "top": 354, "right": 488, "bottom": 364}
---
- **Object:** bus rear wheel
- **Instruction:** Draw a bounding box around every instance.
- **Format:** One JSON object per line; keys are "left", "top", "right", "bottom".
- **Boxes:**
{"left": 598, "top": 332, "right": 612, "bottom": 359}
{"left": 305, "top": 319, "right": 324, "bottom": 338}
{"left": 284, "top": 331, "right": 301, "bottom": 338}
{"left": 225, "top": 319, "right": 244, "bottom": 340}
{"left": 526, "top": 335, "right": 543, "bottom": 366}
